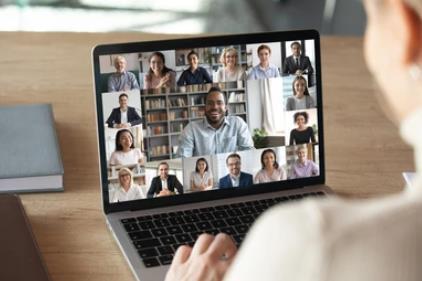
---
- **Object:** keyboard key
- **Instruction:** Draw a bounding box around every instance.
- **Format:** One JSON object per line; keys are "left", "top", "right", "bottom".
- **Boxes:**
{"left": 159, "top": 255, "right": 173, "bottom": 265}
{"left": 121, "top": 218, "right": 136, "bottom": 224}
{"left": 204, "top": 229, "right": 219, "bottom": 235}
{"left": 220, "top": 227, "right": 236, "bottom": 236}
{"left": 175, "top": 233, "right": 192, "bottom": 243}
{"left": 196, "top": 221, "right": 212, "bottom": 231}
{"left": 169, "top": 217, "right": 185, "bottom": 225}
{"left": 154, "top": 218, "right": 171, "bottom": 228}
{"left": 234, "top": 224, "right": 249, "bottom": 234}
{"left": 160, "top": 236, "right": 176, "bottom": 245}
{"left": 184, "top": 214, "right": 200, "bottom": 223}
{"left": 239, "top": 215, "right": 254, "bottom": 224}
{"left": 134, "top": 238, "right": 161, "bottom": 249}
{"left": 142, "top": 257, "right": 160, "bottom": 268}
{"left": 151, "top": 228, "right": 168, "bottom": 237}
{"left": 181, "top": 223, "right": 197, "bottom": 233}
{"left": 226, "top": 217, "right": 242, "bottom": 226}
{"left": 226, "top": 209, "right": 242, "bottom": 217}
{"left": 233, "top": 234, "right": 245, "bottom": 245}
{"left": 190, "top": 231, "right": 202, "bottom": 240}
{"left": 241, "top": 207, "right": 255, "bottom": 215}
{"left": 211, "top": 220, "right": 227, "bottom": 228}
{"left": 213, "top": 210, "right": 227, "bottom": 219}
{"left": 123, "top": 223, "right": 140, "bottom": 233}
{"left": 139, "top": 221, "right": 155, "bottom": 230}
{"left": 129, "top": 230, "right": 153, "bottom": 241}
{"left": 157, "top": 245, "right": 174, "bottom": 256}
{"left": 138, "top": 248, "right": 159, "bottom": 259}
{"left": 198, "top": 213, "right": 214, "bottom": 221}
{"left": 167, "top": 226, "right": 182, "bottom": 235}
{"left": 137, "top": 215, "right": 152, "bottom": 222}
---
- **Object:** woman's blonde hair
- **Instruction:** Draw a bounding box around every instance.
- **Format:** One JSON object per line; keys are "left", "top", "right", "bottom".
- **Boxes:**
{"left": 219, "top": 47, "right": 238, "bottom": 66}
{"left": 118, "top": 167, "right": 134, "bottom": 187}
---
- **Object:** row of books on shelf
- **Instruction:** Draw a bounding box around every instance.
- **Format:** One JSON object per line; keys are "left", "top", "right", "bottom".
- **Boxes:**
{"left": 148, "top": 125, "right": 167, "bottom": 136}
{"left": 168, "top": 97, "right": 187, "bottom": 107}
{"left": 144, "top": 98, "right": 166, "bottom": 110}
{"left": 228, "top": 104, "right": 246, "bottom": 114}
{"left": 168, "top": 110, "right": 188, "bottom": 120}
{"left": 228, "top": 92, "right": 246, "bottom": 102}
{"left": 146, "top": 112, "right": 168, "bottom": 122}
{"left": 150, "top": 145, "right": 170, "bottom": 157}
{"left": 191, "top": 107, "right": 205, "bottom": 118}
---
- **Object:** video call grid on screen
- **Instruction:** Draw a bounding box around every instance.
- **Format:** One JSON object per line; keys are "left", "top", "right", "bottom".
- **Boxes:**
{"left": 96, "top": 37, "right": 321, "bottom": 204}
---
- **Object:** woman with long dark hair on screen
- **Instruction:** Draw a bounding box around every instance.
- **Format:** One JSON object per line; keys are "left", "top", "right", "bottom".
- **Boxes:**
{"left": 109, "top": 129, "right": 145, "bottom": 166}
{"left": 190, "top": 158, "right": 213, "bottom": 191}
{"left": 143, "top": 51, "right": 176, "bottom": 90}
{"left": 286, "top": 75, "right": 316, "bottom": 111}
{"left": 254, "top": 149, "right": 286, "bottom": 183}
{"left": 289, "top": 111, "right": 316, "bottom": 145}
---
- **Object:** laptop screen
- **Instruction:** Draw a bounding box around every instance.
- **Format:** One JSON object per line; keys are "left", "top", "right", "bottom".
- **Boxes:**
{"left": 93, "top": 31, "right": 323, "bottom": 209}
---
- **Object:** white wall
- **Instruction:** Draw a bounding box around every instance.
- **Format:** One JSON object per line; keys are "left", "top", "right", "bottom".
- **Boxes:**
{"left": 246, "top": 77, "right": 285, "bottom": 135}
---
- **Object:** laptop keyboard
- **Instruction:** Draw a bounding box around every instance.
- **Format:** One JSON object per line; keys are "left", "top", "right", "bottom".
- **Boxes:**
{"left": 120, "top": 191, "right": 325, "bottom": 268}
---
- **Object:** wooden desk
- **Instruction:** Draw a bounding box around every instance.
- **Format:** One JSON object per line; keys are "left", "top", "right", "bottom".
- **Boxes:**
{"left": 0, "top": 32, "right": 414, "bottom": 281}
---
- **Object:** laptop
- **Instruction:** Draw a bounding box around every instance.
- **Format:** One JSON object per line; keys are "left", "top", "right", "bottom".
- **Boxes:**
{"left": 92, "top": 30, "right": 332, "bottom": 281}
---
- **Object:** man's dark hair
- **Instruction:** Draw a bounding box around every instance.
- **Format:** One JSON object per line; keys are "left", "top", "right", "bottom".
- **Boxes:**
{"left": 290, "top": 41, "right": 302, "bottom": 49}
{"left": 119, "top": 93, "right": 128, "bottom": 100}
{"left": 206, "top": 86, "right": 226, "bottom": 104}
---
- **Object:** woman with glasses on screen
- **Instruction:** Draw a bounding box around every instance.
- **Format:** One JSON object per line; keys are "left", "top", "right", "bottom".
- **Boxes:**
{"left": 110, "top": 167, "right": 144, "bottom": 202}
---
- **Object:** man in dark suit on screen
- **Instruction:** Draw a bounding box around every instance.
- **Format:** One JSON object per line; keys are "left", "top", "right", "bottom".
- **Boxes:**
{"left": 106, "top": 93, "right": 142, "bottom": 128}
{"left": 219, "top": 153, "right": 253, "bottom": 189}
{"left": 147, "top": 162, "right": 184, "bottom": 198}
{"left": 283, "top": 41, "right": 314, "bottom": 79}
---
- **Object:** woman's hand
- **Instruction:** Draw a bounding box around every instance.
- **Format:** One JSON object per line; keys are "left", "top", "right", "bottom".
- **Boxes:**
{"left": 165, "top": 233, "right": 237, "bottom": 281}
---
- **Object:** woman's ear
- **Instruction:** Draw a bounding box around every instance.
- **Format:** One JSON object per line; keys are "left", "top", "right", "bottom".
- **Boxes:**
{"left": 392, "top": 0, "right": 422, "bottom": 64}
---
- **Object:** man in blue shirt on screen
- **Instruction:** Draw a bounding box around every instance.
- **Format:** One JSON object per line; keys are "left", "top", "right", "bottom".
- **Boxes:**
{"left": 178, "top": 86, "right": 254, "bottom": 158}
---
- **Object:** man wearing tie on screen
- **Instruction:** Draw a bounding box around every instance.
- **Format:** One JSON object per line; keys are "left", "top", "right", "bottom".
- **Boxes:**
{"left": 106, "top": 93, "right": 142, "bottom": 128}
{"left": 283, "top": 41, "right": 314, "bottom": 77}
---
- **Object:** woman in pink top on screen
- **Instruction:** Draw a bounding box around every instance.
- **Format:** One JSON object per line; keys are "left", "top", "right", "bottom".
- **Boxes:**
{"left": 254, "top": 148, "right": 286, "bottom": 184}
{"left": 143, "top": 51, "right": 176, "bottom": 90}
{"left": 109, "top": 129, "right": 145, "bottom": 166}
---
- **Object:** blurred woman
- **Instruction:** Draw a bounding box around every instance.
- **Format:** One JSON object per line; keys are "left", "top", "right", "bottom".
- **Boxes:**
{"left": 143, "top": 51, "right": 176, "bottom": 90}
{"left": 110, "top": 167, "right": 144, "bottom": 202}
{"left": 190, "top": 158, "right": 213, "bottom": 191}
{"left": 289, "top": 111, "right": 316, "bottom": 145}
{"left": 254, "top": 149, "right": 286, "bottom": 184}
{"left": 214, "top": 47, "right": 245, "bottom": 82}
{"left": 109, "top": 129, "right": 145, "bottom": 166}
{"left": 286, "top": 76, "right": 316, "bottom": 110}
